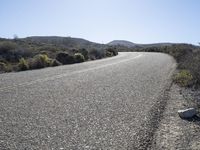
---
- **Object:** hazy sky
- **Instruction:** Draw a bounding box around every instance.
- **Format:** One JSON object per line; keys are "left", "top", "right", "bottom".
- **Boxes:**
{"left": 0, "top": 0, "right": 199, "bottom": 44}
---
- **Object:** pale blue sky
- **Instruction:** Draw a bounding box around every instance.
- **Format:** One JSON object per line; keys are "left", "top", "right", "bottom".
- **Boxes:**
{"left": 0, "top": 0, "right": 199, "bottom": 44}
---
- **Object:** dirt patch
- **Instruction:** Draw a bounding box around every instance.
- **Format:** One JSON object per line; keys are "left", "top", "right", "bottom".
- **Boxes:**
{"left": 151, "top": 84, "right": 200, "bottom": 150}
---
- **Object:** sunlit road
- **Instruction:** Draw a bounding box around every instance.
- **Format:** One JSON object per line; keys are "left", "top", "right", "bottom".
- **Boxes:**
{"left": 0, "top": 52, "right": 176, "bottom": 149}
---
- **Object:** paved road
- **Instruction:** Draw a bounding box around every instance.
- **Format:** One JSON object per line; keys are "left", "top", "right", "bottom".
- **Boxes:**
{"left": 0, "top": 52, "right": 176, "bottom": 149}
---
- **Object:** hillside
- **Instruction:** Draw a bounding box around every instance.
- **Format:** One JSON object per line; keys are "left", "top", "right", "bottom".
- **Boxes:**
{"left": 108, "top": 40, "right": 174, "bottom": 48}
{"left": 108, "top": 40, "right": 137, "bottom": 48}
{"left": 24, "top": 36, "right": 106, "bottom": 50}
{"left": 0, "top": 36, "right": 117, "bottom": 73}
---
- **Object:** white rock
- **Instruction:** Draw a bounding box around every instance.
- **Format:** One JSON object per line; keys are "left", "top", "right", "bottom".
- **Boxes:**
{"left": 178, "top": 108, "right": 196, "bottom": 119}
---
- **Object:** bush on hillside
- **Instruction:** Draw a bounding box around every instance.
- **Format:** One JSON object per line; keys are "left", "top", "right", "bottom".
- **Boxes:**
{"left": 79, "top": 48, "right": 89, "bottom": 60}
{"left": 106, "top": 47, "right": 118, "bottom": 56}
{"left": 173, "top": 70, "right": 193, "bottom": 87}
{"left": 74, "top": 53, "right": 85, "bottom": 63}
{"left": 18, "top": 58, "right": 29, "bottom": 71}
{"left": 178, "top": 51, "right": 200, "bottom": 86}
{"left": 51, "top": 59, "right": 62, "bottom": 67}
{"left": 0, "top": 62, "right": 12, "bottom": 73}
{"left": 0, "top": 41, "right": 17, "bottom": 54}
{"left": 29, "top": 54, "right": 52, "bottom": 69}
{"left": 0, "top": 41, "right": 21, "bottom": 62}
{"left": 0, "top": 62, "right": 7, "bottom": 72}
{"left": 89, "top": 49, "right": 105, "bottom": 59}
{"left": 106, "top": 51, "right": 113, "bottom": 57}
{"left": 56, "top": 52, "right": 75, "bottom": 64}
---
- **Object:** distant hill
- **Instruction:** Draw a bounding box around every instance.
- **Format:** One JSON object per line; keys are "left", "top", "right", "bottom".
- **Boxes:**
{"left": 23, "top": 36, "right": 106, "bottom": 50}
{"left": 141, "top": 43, "right": 175, "bottom": 48}
{"left": 108, "top": 40, "right": 137, "bottom": 48}
{"left": 108, "top": 40, "right": 174, "bottom": 48}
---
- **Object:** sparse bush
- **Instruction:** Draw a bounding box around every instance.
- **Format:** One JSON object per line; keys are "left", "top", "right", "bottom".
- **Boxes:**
{"left": 18, "top": 58, "right": 29, "bottom": 71}
{"left": 0, "top": 62, "right": 7, "bottom": 72}
{"left": 29, "top": 54, "right": 52, "bottom": 69}
{"left": 0, "top": 41, "right": 17, "bottom": 54}
{"left": 0, "top": 62, "right": 12, "bottom": 73}
{"left": 106, "top": 51, "right": 113, "bottom": 57}
{"left": 0, "top": 41, "right": 21, "bottom": 62}
{"left": 50, "top": 59, "right": 62, "bottom": 67}
{"left": 74, "top": 53, "right": 85, "bottom": 63}
{"left": 173, "top": 70, "right": 193, "bottom": 87}
{"left": 56, "top": 52, "right": 75, "bottom": 64}
{"left": 89, "top": 49, "right": 105, "bottom": 59}
{"left": 0, "top": 59, "right": 7, "bottom": 64}
{"left": 5, "top": 64, "right": 12, "bottom": 72}
{"left": 79, "top": 48, "right": 89, "bottom": 60}
{"left": 106, "top": 47, "right": 118, "bottom": 56}
{"left": 40, "top": 51, "right": 48, "bottom": 55}
{"left": 178, "top": 51, "right": 200, "bottom": 86}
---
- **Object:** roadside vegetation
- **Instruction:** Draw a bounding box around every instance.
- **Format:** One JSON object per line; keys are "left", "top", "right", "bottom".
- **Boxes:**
{"left": 0, "top": 37, "right": 118, "bottom": 73}
{"left": 173, "top": 70, "right": 193, "bottom": 87}
{"left": 2, "top": 36, "right": 199, "bottom": 88}
{"left": 116, "top": 44, "right": 200, "bottom": 88}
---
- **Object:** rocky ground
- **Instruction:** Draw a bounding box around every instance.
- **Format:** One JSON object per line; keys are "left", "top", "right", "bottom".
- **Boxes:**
{"left": 151, "top": 84, "right": 200, "bottom": 150}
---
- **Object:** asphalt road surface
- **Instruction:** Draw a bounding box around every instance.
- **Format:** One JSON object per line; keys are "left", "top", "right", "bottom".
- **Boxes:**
{"left": 0, "top": 52, "right": 176, "bottom": 149}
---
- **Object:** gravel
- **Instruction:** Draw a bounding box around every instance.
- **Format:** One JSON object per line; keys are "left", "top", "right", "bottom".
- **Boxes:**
{"left": 152, "top": 84, "right": 200, "bottom": 150}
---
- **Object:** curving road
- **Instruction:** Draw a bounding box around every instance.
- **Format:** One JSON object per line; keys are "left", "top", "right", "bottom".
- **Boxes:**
{"left": 0, "top": 52, "right": 176, "bottom": 149}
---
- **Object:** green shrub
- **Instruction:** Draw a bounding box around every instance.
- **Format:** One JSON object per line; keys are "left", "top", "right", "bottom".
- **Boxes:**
{"left": 56, "top": 52, "right": 75, "bottom": 64}
{"left": 0, "top": 62, "right": 7, "bottom": 72}
{"left": 0, "top": 59, "right": 7, "bottom": 64}
{"left": 74, "top": 53, "right": 85, "bottom": 63}
{"left": 29, "top": 54, "right": 52, "bottom": 69}
{"left": 0, "top": 41, "right": 17, "bottom": 54}
{"left": 18, "top": 58, "right": 29, "bottom": 71}
{"left": 40, "top": 51, "right": 48, "bottom": 55}
{"left": 190, "top": 52, "right": 200, "bottom": 85}
{"left": 79, "top": 48, "right": 89, "bottom": 60}
{"left": 106, "top": 47, "right": 118, "bottom": 56}
{"left": 0, "top": 62, "right": 12, "bottom": 72}
{"left": 0, "top": 41, "right": 21, "bottom": 62}
{"left": 106, "top": 51, "right": 113, "bottom": 57}
{"left": 170, "top": 49, "right": 200, "bottom": 87}
{"left": 89, "top": 49, "right": 105, "bottom": 59}
{"left": 173, "top": 70, "right": 193, "bottom": 87}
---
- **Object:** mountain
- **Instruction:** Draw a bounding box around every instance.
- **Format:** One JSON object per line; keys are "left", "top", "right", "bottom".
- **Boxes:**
{"left": 23, "top": 36, "right": 106, "bottom": 50}
{"left": 141, "top": 43, "right": 174, "bottom": 48}
{"left": 108, "top": 40, "right": 174, "bottom": 48}
{"left": 108, "top": 40, "right": 137, "bottom": 48}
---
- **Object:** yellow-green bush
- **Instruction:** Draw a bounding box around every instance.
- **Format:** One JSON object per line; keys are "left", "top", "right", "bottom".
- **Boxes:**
{"left": 173, "top": 70, "right": 193, "bottom": 87}
{"left": 18, "top": 58, "right": 29, "bottom": 71}
{"left": 29, "top": 54, "right": 52, "bottom": 69}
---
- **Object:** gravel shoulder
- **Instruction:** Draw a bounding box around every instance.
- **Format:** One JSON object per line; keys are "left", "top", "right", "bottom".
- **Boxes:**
{"left": 152, "top": 84, "right": 200, "bottom": 150}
